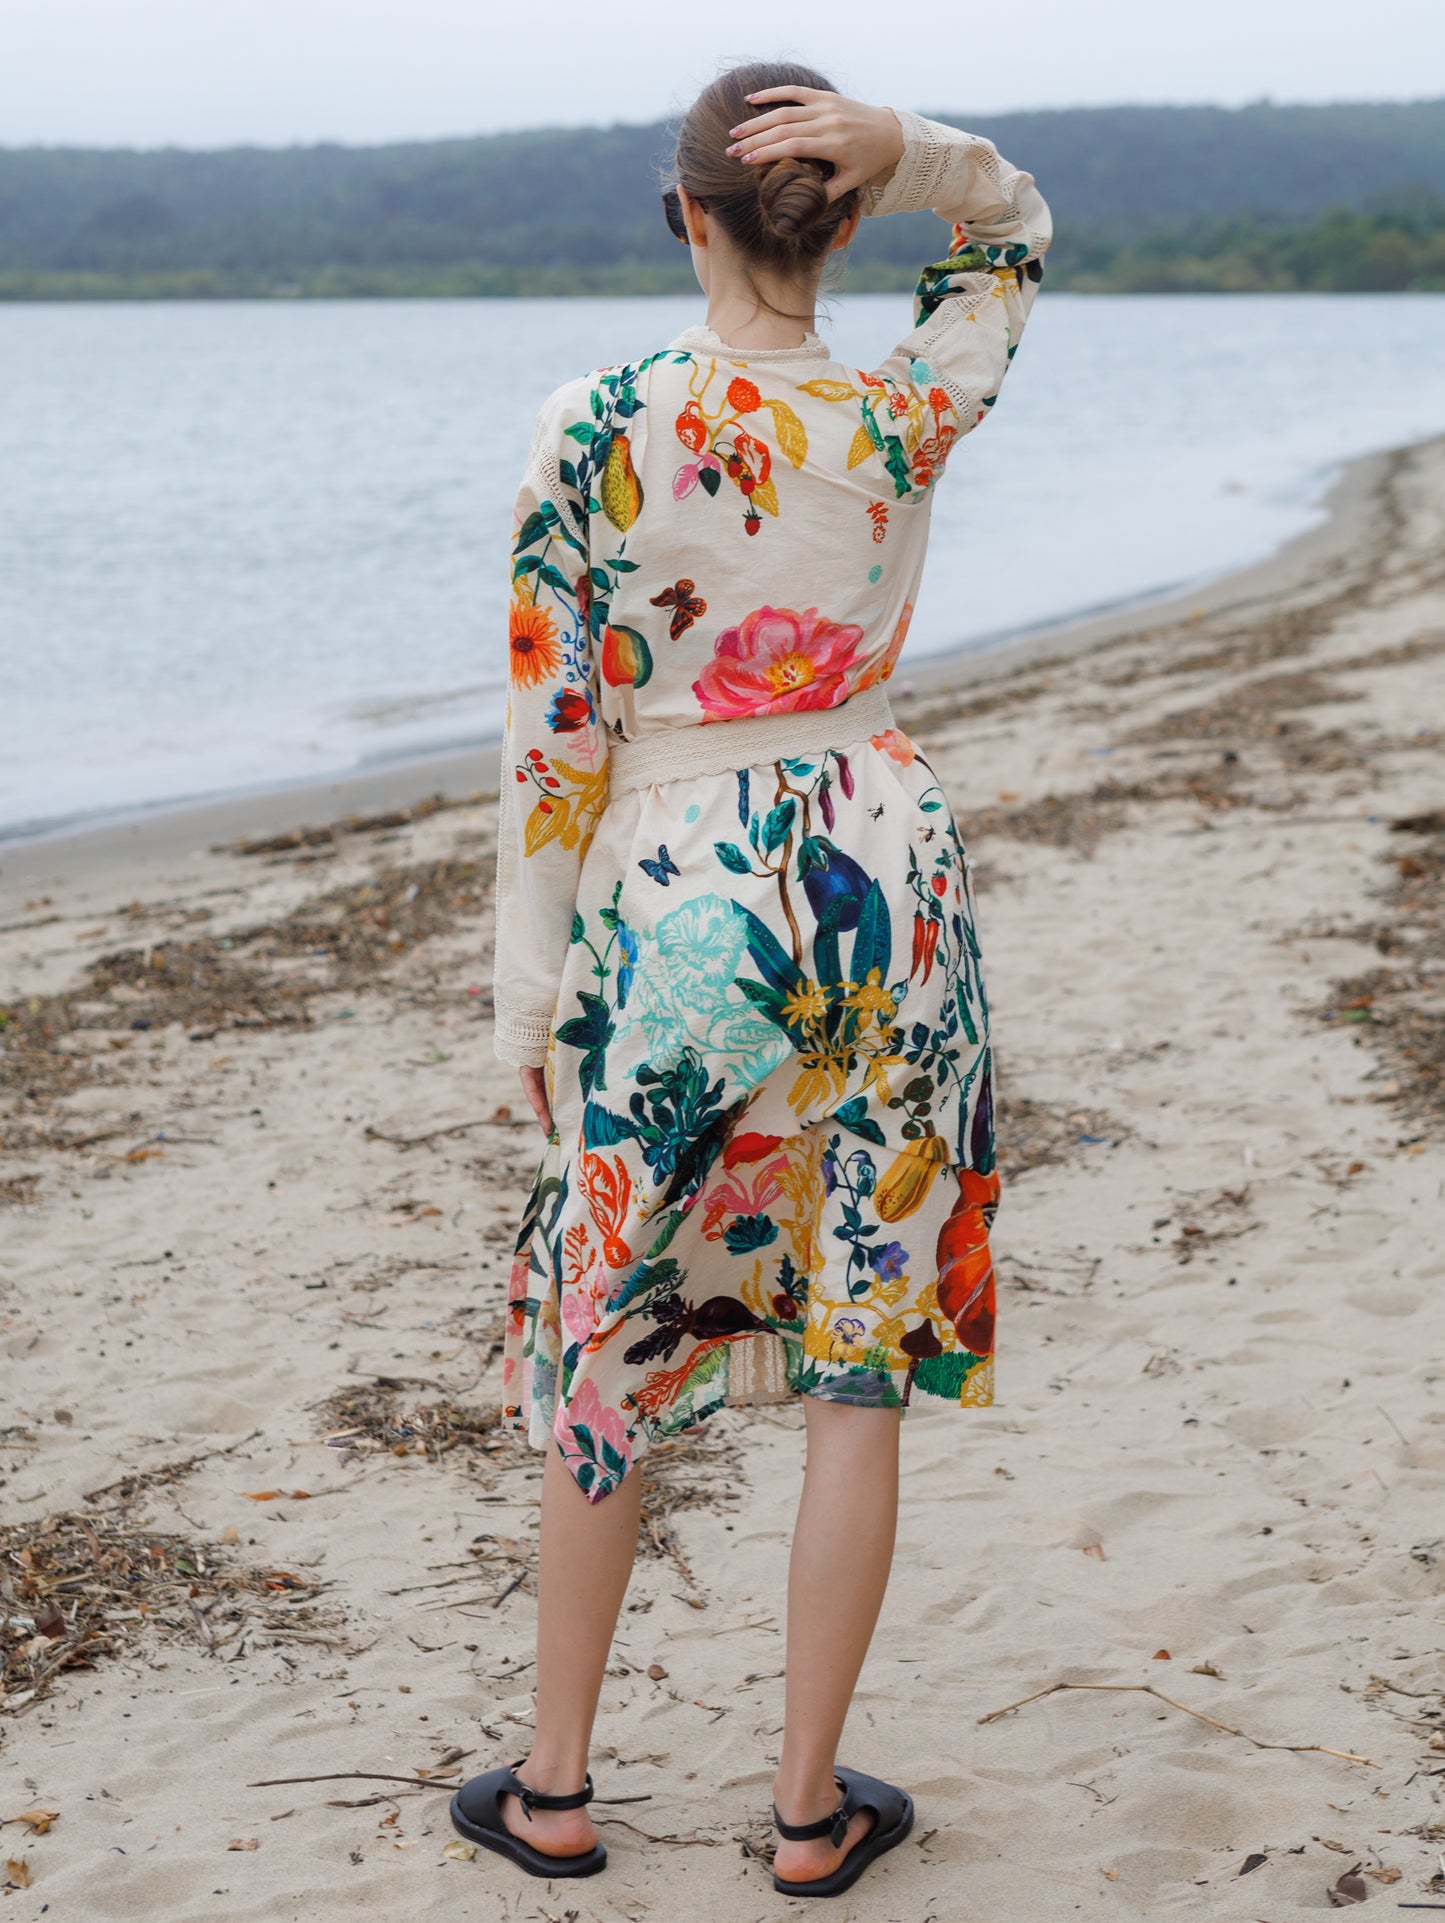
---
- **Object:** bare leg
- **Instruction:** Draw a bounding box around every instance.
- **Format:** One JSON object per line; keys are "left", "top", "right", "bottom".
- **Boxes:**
{"left": 502, "top": 1440, "right": 642, "bottom": 1856}
{"left": 772, "top": 1397, "right": 902, "bottom": 1883}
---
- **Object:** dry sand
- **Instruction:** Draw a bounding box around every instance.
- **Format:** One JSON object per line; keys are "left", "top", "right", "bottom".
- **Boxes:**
{"left": 3, "top": 436, "right": 1444, "bottom": 1921}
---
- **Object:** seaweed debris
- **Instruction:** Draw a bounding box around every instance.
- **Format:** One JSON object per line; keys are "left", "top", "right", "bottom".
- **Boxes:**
{"left": 0, "top": 854, "right": 488, "bottom": 1108}
{"left": 1320, "top": 809, "right": 1445, "bottom": 1131}
{"left": 1, "top": 1487, "right": 344, "bottom": 1720}
{"left": 214, "top": 789, "right": 492, "bottom": 859}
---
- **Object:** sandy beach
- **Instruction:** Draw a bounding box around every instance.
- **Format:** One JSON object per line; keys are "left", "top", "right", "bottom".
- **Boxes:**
{"left": 3, "top": 433, "right": 1444, "bottom": 1920}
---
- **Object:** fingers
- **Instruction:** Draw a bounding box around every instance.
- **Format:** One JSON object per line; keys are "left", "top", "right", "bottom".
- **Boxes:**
{"left": 730, "top": 134, "right": 835, "bottom": 168}
{"left": 518, "top": 1066, "right": 553, "bottom": 1135}
{"left": 727, "top": 115, "right": 820, "bottom": 159}
{"left": 742, "top": 84, "right": 827, "bottom": 108}
{"left": 728, "top": 104, "right": 816, "bottom": 142}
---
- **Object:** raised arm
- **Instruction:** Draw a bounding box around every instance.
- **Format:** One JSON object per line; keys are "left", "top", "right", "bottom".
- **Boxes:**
{"left": 862, "top": 111, "right": 1050, "bottom": 429}
{"left": 728, "top": 89, "right": 1050, "bottom": 455}
{"left": 492, "top": 385, "right": 608, "bottom": 1072}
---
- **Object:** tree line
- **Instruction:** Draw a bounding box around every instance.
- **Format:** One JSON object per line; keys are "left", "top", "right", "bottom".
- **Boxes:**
{"left": 1, "top": 99, "right": 1443, "bottom": 297}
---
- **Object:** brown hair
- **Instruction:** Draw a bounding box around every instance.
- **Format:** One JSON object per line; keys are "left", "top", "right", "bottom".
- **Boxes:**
{"left": 672, "top": 61, "right": 859, "bottom": 282}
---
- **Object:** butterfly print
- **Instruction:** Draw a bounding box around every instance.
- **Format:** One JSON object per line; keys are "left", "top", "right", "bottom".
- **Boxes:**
{"left": 638, "top": 845, "right": 680, "bottom": 886}
{"left": 649, "top": 578, "right": 707, "bottom": 640}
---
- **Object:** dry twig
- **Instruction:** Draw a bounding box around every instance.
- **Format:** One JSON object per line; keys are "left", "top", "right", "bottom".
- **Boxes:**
{"left": 976, "top": 1680, "right": 1372, "bottom": 1765}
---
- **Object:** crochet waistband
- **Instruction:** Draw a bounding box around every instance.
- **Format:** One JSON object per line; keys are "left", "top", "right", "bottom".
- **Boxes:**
{"left": 606, "top": 686, "right": 895, "bottom": 797}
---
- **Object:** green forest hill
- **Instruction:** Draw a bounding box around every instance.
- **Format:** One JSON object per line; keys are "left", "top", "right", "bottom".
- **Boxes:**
{"left": 3, "top": 98, "right": 1444, "bottom": 299}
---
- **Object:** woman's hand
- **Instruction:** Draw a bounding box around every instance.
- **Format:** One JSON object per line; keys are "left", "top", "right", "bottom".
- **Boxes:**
{"left": 726, "top": 88, "right": 904, "bottom": 201}
{"left": 519, "top": 1065, "right": 553, "bottom": 1136}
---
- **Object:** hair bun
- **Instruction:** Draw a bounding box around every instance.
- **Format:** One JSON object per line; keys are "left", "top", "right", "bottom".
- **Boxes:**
{"left": 756, "top": 157, "right": 831, "bottom": 241}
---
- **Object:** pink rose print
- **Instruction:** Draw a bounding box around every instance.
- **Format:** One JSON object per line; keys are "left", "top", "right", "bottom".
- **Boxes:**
{"left": 692, "top": 605, "right": 865, "bottom": 720}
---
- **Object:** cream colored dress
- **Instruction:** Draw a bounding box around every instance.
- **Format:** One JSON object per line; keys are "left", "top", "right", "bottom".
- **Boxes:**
{"left": 491, "top": 112, "right": 1051, "bottom": 1498}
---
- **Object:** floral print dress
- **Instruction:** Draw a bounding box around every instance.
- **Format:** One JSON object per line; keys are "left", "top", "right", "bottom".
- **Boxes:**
{"left": 493, "top": 112, "right": 1051, "bottom": 1499}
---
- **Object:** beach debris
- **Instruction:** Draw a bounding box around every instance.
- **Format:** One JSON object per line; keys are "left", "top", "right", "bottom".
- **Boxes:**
{"left": 442, "top": 1839, "right": 477, "bottom": 1862}
{"left": 0, "top": 1173, "right": 40, "bottom": 1208}
{"left": 1319, "top": 806, "right": 1443, "bottom": 1130}
{"left": 976, "top": 1681, "right": 1373, "bottom": 1765}
{"left": 315, "top": 1384, "right": 510, "bottom": 1466}
{"left": 995, "top": 1095, "right": 1124, "bottom": 1177}
{"left": 0, "top": 1810, "right": 58, "bottom": 1835}
{"left": 1327, "top": 1865, "right": 1368, "bottom": 1905}
{"left": 4, "top": 1858, "right": 33, "bottom": 1889}
{"left": 1, "top": 1476, "right": 343, "bottom": 1717}
{"left": 0, "top": 853, "right": 488, "bottom": 1112}
{"left": 227, "top": 1837, "right": 260, "bottom": 1851}
{"left": 1238, "top": 1852, "right": 1268, "bottom": 1875}
{"left": 214, "top": 789, "right": 490, "bottom": 858}
{"left": 249, "top": 1766, "right": 466, "bottom": 1792}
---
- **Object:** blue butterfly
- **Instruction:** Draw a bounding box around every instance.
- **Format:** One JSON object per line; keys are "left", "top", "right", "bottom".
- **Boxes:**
{"left": 638, "top": 845, "right": 680, "bottom": 886}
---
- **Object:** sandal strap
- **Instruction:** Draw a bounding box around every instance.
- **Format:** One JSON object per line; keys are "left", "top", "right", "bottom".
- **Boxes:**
{"left": 772, "top": 1783, "right": 851, "bottom": 1849}
{"left": 505, "top": 1763, "right": 594, "bottom": 1818}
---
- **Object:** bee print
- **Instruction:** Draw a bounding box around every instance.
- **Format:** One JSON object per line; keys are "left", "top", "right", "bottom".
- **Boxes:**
{"left": 649, "top": 578, "right": 707, "bottom": 640}
{"left": 869, "top": 803, "right": 886, "bottom": 821}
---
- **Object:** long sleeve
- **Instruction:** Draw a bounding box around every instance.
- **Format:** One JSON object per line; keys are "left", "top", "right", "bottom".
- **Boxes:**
{"left": 860, "top": 110, "right": 1051, "bottom": 450}
{"left": 492, "top": 385, "right": 609, "bottom": 1068}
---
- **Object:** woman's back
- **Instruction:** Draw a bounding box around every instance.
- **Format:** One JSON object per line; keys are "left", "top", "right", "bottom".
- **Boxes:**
{"left": 457, "top": 68, "right": 1052, "bottom": 1903}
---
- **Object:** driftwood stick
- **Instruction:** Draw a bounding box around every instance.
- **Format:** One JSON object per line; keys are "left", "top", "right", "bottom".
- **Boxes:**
{"left": 363, "top": 1119, "right": 494, "bottom": 1149}
{"left": 977, "top": 1681, "right": 1372, "bottom": 1765}
{"left": 248, "top": 1769, "right": 461, "bottom": 1790}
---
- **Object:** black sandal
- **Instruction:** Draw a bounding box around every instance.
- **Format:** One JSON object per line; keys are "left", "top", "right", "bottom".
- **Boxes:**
{"left": 450, "top": 1759, "right": 606, "bottom": 1879}
{"left": 771, "top": 1766, "right": 914, "bottom": 1898}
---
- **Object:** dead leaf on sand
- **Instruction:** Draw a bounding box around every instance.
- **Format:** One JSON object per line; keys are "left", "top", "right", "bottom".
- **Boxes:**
{"left": 1328, "top": 1867, "right": 1368, "bottom": 1906}
{"left": 2, "top": 1810, "right": 58, "bottom": 1835}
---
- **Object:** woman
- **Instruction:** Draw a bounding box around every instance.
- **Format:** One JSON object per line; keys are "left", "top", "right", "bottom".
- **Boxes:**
{"left": 452, "top": 62, "right": 1049, "bottom": 1897}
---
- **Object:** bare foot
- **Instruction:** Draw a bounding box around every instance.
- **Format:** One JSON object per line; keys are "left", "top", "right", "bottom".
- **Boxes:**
{"left": 499, "top": 1767, "right": 598, "bottom": 1859}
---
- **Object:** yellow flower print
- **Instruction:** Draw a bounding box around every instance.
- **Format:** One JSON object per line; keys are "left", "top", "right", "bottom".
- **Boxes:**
{"left": 780, "top": 981, "right": 830, "bottom": 1030}
{"left": 842, "top": 968, "right": 896, "bottom": 1022}
{"left": 788, "top": 1051, "right": 849, "bottom": 1116}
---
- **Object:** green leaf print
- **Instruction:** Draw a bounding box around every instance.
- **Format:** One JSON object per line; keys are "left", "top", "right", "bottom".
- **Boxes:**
{"left": 713, "top": 841, "right": 753, "bottom": 875}
{"left": 832, "top": 1096, "right": 888, "bottom": 1148}
{"left": 722, "top": 1213, "right": 779, "bottom": 1254}
{"left": 555, "top": 992, "right": 615, "bottom": 1097}
{"left": 913, "top": 1349, "right": 986, "bottom": 1400}
{"left": 735, "top": 905, "right": 805, "bottom": 998}
{"left": 762, "top": 799, "right": 796, "bottom": 854}
{"left": 849, "top": 881, "right": 892, "bottom": 984}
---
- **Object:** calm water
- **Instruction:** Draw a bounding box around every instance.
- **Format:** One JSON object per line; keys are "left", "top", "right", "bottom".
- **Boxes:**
{"left": 3, "top": 292, "right": 1444, "bottom": 840}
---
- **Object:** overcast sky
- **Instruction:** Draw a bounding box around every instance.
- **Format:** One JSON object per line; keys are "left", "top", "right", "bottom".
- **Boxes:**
{"left": 1, "top": 0, "right": 1441, "bottom": 147}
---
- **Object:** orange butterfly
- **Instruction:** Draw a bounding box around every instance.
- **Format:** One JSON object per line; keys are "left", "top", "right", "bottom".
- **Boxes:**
{"left": 649, "top": 577, "right": 707, "bottom": 640}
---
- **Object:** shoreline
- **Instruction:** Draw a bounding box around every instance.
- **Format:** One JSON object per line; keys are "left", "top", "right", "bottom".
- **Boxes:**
{"left": 0, "top": 432, "right": 1408, "bottom": 896}
{"left": 2, "top": 394, "right": 1443, "bottom": 1917}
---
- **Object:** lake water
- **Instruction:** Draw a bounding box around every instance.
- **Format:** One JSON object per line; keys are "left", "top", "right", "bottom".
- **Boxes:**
{"left": 3, "top": 291, "right": 1444, "bottom": 841}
